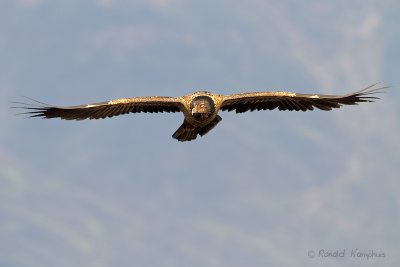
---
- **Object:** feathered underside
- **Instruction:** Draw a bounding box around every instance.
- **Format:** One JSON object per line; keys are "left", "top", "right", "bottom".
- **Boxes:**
{"left": 12, "top": 96, "right": 184, "bottom": 120}
{"left": 220, "top": 83, "right": 387, "bottom": 113}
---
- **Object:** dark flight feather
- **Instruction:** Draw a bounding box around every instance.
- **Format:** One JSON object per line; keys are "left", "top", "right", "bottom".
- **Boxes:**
{"left": 12, "top": 96, "right": 184, "bottom": 120}
{"left": 220, "top": 83, "right": 386, "bottom": 113}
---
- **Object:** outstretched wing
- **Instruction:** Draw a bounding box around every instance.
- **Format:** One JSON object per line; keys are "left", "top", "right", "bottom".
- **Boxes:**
{"left": 13, "top": 96, "right": 184, "bottom": 120}
{"left": 220, "top": 84, "right": 386, "bottom": 113}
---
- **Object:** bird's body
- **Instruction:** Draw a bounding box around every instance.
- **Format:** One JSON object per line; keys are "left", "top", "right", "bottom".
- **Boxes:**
{"left": 14, "top": 84, "right": 385, "bottom": 141}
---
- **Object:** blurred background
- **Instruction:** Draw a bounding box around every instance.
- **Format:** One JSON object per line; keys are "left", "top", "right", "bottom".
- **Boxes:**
{"left": 1, "top": 0, "right": 399, "bottom": 266}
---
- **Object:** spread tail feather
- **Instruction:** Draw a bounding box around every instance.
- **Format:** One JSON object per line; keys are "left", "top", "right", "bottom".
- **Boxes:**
{"left": 197, "top": 115, "right": 222, "bottom": 136}
{"left": 172, "top": 121, "right": 198, "bottom": 142}
{"left": 172, "top": 116, "right": 222, "bottom": 142}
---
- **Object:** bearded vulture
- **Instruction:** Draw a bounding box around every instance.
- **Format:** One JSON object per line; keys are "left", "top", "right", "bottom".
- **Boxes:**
{"left": 14, "top": 84, "right": 385, "bottom": 142}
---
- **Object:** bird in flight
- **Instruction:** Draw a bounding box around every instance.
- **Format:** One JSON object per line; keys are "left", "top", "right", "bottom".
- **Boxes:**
{"left": 14, "top": 84, "right": 385, "bottom": 142}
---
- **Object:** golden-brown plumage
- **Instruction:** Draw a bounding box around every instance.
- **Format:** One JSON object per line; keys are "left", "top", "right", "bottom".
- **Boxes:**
{"left": 13, "top": 83, "right": 386, "bottom": 142}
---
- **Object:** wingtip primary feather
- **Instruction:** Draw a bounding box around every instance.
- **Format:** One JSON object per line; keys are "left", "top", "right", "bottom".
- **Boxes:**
{"left": 352, "top": 83, "right": 389, "bottom": 95}
{"left": 10, "top": 97, "right": 56, "bottom": 119}
{"left": 344, "top": 83, "right": 389, "bottom": 104}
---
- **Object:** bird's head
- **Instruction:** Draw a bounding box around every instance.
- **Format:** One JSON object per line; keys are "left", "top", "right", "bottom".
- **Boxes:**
{"left": 190, "top": 96, "right": 215, "bottom": 119}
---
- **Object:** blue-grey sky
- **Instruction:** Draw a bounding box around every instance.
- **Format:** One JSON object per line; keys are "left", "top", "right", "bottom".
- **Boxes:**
{"left": 1, "top": 1, "right": 400, "bottom": 266}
